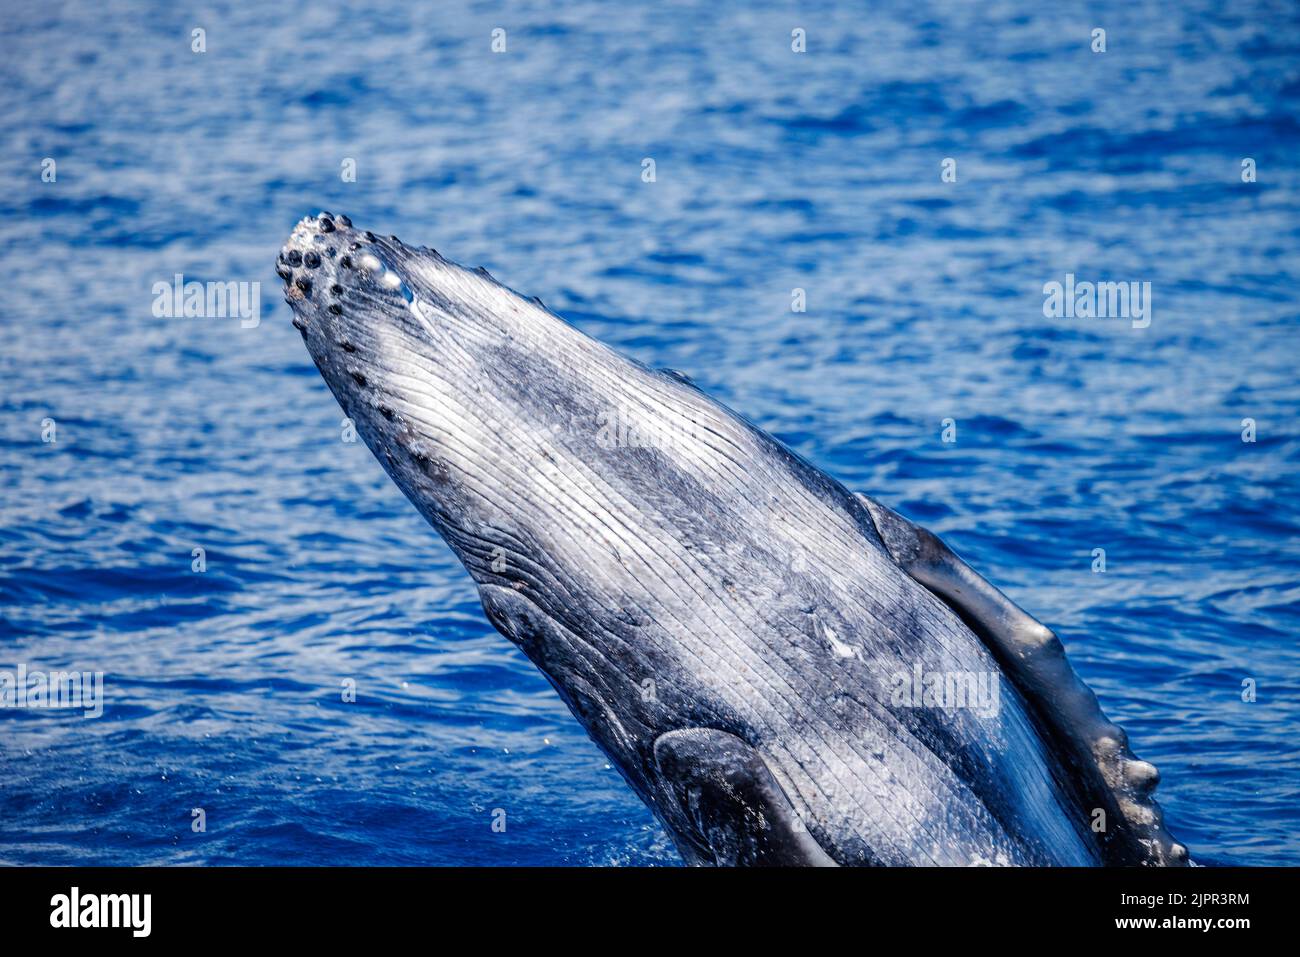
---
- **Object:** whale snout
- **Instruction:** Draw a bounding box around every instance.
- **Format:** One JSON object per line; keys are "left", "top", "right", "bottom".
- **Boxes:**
{"left": 278, "top": 212, "right": 419, "bottom": 354}
{"left": 277, "top": 212, "right": 358, "bottom": 329}
{"left": 278, "top": 213, "right": 445, "bottom": 497}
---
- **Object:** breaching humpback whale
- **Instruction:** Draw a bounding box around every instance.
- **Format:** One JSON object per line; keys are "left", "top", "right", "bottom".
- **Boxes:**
{"left": 278, "top": 212, "right": 1187, "bottom": 867}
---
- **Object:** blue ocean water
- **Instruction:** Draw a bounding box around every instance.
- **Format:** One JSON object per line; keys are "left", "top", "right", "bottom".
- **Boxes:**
{"left": 1, "top": 0, "right": 1298, "bottom": 866}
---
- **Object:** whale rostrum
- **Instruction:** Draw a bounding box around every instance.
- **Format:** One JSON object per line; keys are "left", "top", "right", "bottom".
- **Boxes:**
{"left": 279, "top": 212, "right": 1187, "bottom": 867}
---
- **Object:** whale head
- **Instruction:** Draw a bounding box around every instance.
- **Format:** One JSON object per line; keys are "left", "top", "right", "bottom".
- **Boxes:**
{"left": 278, "top": 213, "right": 734, "bottom": 832}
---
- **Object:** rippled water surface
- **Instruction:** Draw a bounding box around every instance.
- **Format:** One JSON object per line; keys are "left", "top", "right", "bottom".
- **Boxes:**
{"left": 1, "top": 0, "right": 1298, "bottom": 865}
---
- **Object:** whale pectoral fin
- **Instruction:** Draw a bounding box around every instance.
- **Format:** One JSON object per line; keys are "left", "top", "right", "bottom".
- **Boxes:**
{"left": 652, "top": 728, "right": 837, "bottom": 867}
{"left": 854, "top": 493, "right": 1189, "bottom": 867}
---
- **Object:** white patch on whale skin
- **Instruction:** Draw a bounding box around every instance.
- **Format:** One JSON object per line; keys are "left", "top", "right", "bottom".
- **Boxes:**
{"left": 289, "top": 215, "right": 326, "bottom": 250}
{"left": 813, "top": 616, "right": 858, "bottom": 660}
